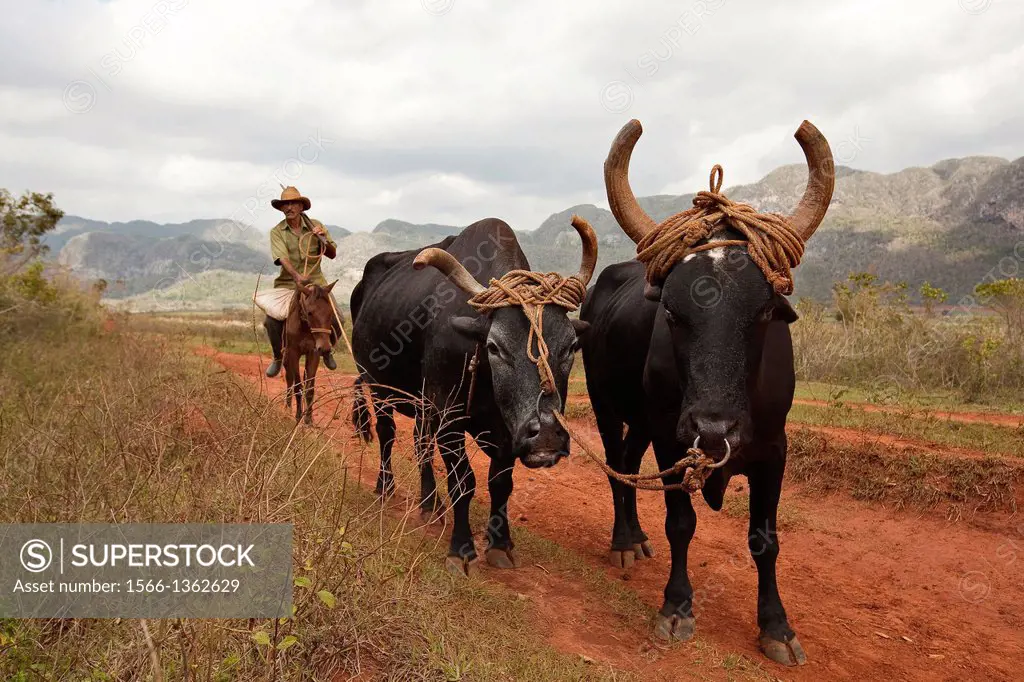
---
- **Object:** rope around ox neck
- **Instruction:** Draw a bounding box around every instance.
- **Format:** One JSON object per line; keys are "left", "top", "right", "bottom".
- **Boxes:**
{"left": 637, "top": 165, "right": 806, "bottom": 296}
{"left": 464, "top": 270, "right": 718, "bottom": 493}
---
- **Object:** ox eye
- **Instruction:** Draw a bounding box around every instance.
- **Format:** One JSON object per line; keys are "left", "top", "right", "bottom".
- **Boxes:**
{"left": 664, "top": 309, "right": 678, "bottom": 324}
{"left": 486, "top": 341, "right": 509, "bottom": 362}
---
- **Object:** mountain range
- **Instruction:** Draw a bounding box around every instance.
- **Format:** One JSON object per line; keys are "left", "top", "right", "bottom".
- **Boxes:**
{"left": 47, "top": 153, "right": 1024, "bottom": 312}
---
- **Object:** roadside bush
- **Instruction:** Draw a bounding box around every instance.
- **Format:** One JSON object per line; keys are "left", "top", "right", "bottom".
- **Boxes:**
{"left": 792, "top": 273, "right": 1024, "bottom": 403}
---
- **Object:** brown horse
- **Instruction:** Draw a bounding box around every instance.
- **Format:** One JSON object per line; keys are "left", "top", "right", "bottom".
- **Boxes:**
{"left": 283, "top": 281, "right": 339, "bottom": 424}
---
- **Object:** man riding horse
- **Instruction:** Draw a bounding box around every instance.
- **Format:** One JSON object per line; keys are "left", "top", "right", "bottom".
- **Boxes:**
{"left": 260, "top": 186, "right": 343, "bottom": 378}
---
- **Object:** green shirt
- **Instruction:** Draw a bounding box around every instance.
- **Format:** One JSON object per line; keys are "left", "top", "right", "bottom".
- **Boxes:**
{"left": 269, "top": 216, "right": 337, "bottom": 289}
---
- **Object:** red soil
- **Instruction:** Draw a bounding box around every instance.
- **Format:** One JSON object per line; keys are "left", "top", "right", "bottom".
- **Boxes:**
{"left": 199, "top": 347, "right": 1024, "bottom": 681}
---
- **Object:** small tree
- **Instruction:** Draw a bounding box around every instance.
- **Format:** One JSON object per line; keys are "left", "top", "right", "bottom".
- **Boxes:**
{"left": 920, "top": 281, "right": 948, "bottom": 316}
{"left": 975, "top": 277, "right": 1024, "bottom": 339}
{"left": 832, "top": 272, "right": 908, "bottom": 327}
{"left": 1, "top": 189, "right": 64, "bottom": 275}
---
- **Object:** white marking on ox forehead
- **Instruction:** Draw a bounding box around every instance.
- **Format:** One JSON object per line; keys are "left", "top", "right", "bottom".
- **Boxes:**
{"left": 684, "top": 235, "right": 733, "bottom": 266}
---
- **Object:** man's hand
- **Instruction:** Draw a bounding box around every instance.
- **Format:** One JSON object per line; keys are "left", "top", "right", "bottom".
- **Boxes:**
{"left": 297, "top": 275, "right": 312, "bottom": 286}
{"left": 311, "top": 223, "right": 326, "bottom": 238}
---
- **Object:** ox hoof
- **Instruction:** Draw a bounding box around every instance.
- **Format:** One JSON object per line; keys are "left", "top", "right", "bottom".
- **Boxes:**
{"left": 375, "top": 480, "right": 396, "bottom": 500}
{"left": 485, "top": 548, "right": 521, "bottom": 569}
{"left": 635, "top": 541, "right": 656, "bottom": 558}
{"left": 759, "top": 633, "right": 807, "bottom": 667}
{"left": 444, "top": 556, "right": 480, "bottom": 579}
{"left": 653, "top": 613, "right": 695, "bottom": 643}
{"left": 609, "top": 549, "right": 635, "bottom": 570}
{"left": 610, "top": 541, "right": 655, "bottom": 568}
{"left": 419, "top": 508, "right": 443, "bottom": 524}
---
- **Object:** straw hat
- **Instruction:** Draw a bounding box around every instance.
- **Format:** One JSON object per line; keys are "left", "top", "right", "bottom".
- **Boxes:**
{"left": 272, "top": 186, "right": 311, "bottom": 211}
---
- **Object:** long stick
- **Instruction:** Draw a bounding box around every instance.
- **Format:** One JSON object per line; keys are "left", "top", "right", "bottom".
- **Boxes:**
{"left": 299, "top": 214, "right": 353, "bottom": 356}
{"left": 327, "top": 293, "right": 354, "bottom": 356}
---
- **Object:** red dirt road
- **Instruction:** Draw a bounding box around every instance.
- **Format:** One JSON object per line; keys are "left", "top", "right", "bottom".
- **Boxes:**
{"left": 198, "top": 348, "right": 1024, "bottom": 681}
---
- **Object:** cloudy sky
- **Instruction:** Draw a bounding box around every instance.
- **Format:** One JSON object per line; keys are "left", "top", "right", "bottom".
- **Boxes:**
{"left": 1, "top": 0, "right": 1022, "bottom": 233}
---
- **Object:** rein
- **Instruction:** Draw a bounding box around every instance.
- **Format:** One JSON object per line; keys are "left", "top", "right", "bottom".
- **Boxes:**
{"left": 459, "top": 270, "right": 725, "bottom": 494}
{"left": 279, "top": 218, "right": 354, "bottom": 359}
{"left": 297, "top": 216, "right": 354, "bottom": 355}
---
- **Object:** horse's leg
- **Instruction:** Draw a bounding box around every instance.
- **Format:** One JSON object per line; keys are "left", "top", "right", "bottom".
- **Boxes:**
{"left": 374, "top": 397, "right": 397, "bottom": 499}
{"left": 303, "top": 352, "right": 319, "bottom": 426}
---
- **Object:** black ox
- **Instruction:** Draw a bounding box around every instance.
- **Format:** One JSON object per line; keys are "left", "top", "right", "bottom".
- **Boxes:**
{"left": 580, "top": 119, "right": 834, "bottom": 666}
{"left": 350, "top": 218, "right": 596, "bottom": 575}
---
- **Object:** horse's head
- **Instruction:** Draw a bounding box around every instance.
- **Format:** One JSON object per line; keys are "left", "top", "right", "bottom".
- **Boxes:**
{"left": 298, "top": 280, "right": 337, "bottom": 355}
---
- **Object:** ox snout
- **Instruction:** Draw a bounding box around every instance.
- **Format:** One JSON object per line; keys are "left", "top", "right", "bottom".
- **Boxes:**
{"left": 514, "top": 410, "right": 570, "bottom": 469}
{"left": 678, "top": 407, "right": 750, "bottom": 462}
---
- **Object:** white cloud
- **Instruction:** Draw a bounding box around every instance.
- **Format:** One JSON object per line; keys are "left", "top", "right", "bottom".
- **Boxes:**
{"left": 0, "top": 0, "right": 1021, "bottom": 232}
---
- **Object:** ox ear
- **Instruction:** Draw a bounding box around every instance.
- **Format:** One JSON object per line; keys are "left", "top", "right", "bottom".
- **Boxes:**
{"left": 643, "top": 282, "right": 662, "bottom": 302}
{"left": 570, "top": 318, "right": 590, "bottom": 353}
{"left": 769, "top": 294, "right": 799, "bottom": 324}
{"left": 451, "top": 315, "right": 491, "bottom": 342}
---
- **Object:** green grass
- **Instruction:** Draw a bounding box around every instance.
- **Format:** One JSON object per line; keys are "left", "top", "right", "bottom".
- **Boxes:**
{"left": 793, "top": 380, "right": 1024, "bottom": 414}
{"left": 788, "top": 402, "right": 1024, "bottom": 459}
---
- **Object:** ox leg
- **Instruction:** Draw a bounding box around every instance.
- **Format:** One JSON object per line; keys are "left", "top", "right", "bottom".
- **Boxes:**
{"left": 594, "top": 406, "right": 630, "bottom": 566}
{"left": 652, "top": 437, "right": 698, "bottom": 643}
{"left": 623, "top": 425, "right": 654, "bottom": 560}
{"left": 302, "top": 353, "right": 319, "bottom": 426}
{"left": 595, "top": 409, "right": 652, "bottom": 569}
{"left": 373, "top": 399, "right": 397, "bottom": 499}
{"left": 748, "top": 447, "right": 806, "bottom": 667}
{"left": 481, "top": 447, "right": 519, "bottom": 569}
{"left": 414, "top": 411, "right": 442, "bottom": 522}
{"left": 437, "top": 425, "right": 478, "bottom": 577}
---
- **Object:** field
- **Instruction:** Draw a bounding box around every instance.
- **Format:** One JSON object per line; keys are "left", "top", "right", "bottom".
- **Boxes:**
{"left": 2, "top": 278, "right": 1023, "bottom": 681}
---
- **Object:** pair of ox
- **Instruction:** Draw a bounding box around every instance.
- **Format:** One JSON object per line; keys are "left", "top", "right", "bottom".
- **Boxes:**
{"left": 349, "top": 119, "right": 835, "bottom": 668}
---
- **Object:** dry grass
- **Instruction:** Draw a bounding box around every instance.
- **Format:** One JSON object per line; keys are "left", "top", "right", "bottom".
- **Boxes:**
{"left": 0, "top": 285, "right": 624, "bottom": 681}
{"left": 127, "top": 309, "right": 359, "bottom": 373}
{"left": 786, "top": 430, "right": 1022, "bottom": 519}
{"left": 791, "top": 276, "right": 1024, "bottom": 405}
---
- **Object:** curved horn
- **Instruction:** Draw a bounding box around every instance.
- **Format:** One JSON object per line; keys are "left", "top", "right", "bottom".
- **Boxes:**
{"left": 569, "top": 215, "right": 598, "bottom": 285}
{"left": 413, "top": 247, "right": 487, "bottom": 297}
{"left": 789, "top": 120, "right": 836, "bottom": 242}
{"left": 604, "top": 119, "right": 657, "bottom": 244}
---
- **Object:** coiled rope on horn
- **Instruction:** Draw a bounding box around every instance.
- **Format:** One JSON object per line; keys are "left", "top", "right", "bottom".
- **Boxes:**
{"left": 637, "top": 165, "right": 805, "bottom": 295}
{"left": 466, "top": 270, "right": 588, "bottom": 395}
{"left": 463, "top": 270, "right": 720, "bottom": 494}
